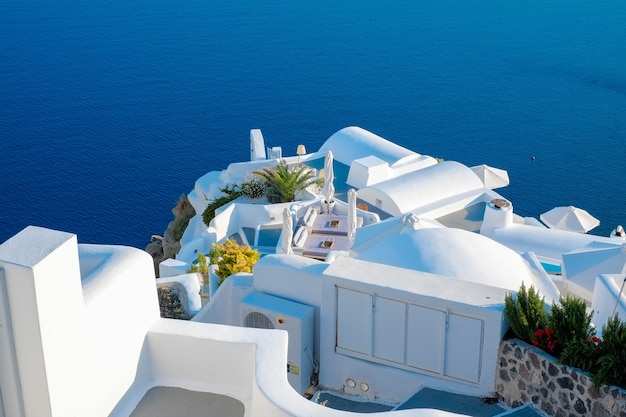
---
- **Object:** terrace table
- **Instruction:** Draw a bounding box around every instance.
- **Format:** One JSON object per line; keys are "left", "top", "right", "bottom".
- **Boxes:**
{"left": 302, "top": 235, "right": 351, "bottom": 260}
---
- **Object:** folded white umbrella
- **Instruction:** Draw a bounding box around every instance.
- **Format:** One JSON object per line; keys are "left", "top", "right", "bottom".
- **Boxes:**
{"left": 322, "top": 150, "right": 335, "bottom": 203}
{"left": 281, "top": 208, "right": 294, "bottom": 255}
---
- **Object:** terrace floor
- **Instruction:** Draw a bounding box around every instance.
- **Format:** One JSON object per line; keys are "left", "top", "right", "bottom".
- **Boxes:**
{"left": 127, "top": 386, "right": 546, "bottom": 417}
{"left": 128, "top": 387, "right": 244, "bottom": 417}
{"left": 311, "top": 388, "right": 546, "bottom": 416}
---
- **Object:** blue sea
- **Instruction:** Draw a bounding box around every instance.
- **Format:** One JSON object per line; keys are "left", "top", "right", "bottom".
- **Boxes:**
{"left": 1, "top": 0, "right": 625, "bottom": 249}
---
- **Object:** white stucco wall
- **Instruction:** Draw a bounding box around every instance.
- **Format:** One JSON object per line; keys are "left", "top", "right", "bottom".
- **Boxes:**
{"left": 318, "top": 257, "right": 508, "bottom": 402}
{"left": 0, "top": 226, "right": 505, "bottom": 417}
{"left": 198, "top": 252, "right": 509, "bottom": 404}
{"left": 0, "top": 226, "right": 160, "bottom": 417}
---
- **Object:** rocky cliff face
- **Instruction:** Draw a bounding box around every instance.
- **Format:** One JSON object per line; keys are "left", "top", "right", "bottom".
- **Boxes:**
{"left": 145, "top": 195, "right": 194, "bottom": 276}
{"left": 145, "top": 230, "right": 181, "bottom": 275}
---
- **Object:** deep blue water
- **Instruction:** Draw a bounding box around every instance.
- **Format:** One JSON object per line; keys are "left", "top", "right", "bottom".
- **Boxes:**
{"left": 1, "top": 0, "right": 625, "bottom": 249}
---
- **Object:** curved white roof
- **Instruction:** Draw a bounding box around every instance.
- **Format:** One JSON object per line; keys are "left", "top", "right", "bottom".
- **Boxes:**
{"left": 356, "top": 227, "right": 560, "bottom": 303}
{"left": 357, "top": 161, "right": 485, "bottom": 216}
{"left": 318, "top": 126, "right": 426, "bottom": 168}
{"left": 491, "top": 224, "right": 618, "bottom": 264}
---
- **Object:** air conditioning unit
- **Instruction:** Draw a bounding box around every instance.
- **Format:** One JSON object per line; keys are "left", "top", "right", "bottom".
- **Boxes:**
{"left": 240, "top": 292, "right": 315, "bottom": 395}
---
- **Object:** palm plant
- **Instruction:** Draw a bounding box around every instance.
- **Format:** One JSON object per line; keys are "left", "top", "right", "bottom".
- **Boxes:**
{"left": 252, "top": 160, "right": 317, "bottom": 203}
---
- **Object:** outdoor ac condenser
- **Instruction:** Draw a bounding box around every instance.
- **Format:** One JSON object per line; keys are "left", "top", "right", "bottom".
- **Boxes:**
{"left": 240, "top": 291, "right": 315, "bottom": 395}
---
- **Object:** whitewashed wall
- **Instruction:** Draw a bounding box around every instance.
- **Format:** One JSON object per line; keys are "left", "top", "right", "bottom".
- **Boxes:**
{"left": 0, "top": 226, "right": 499, "bottom": 417}
{"left": 0, "top": 226, "right": 160, "bottom": 417}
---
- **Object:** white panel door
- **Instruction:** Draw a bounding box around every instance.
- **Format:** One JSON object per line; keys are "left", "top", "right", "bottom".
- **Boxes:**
{"left": 444, "top": 313, "right": 483, "bottom": 383}
{"left": 336, "top": 288, "right": 372, "bottom": 355}
{"left": 372, "top": 296, "right": 406, "bottom": 363}
{"left": 406, "top": 305, "right": 445, "bottom": 374}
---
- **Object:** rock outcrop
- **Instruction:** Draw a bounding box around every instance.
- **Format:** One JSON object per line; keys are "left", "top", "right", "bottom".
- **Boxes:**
{"left": 145, "top": 195, "right": 194, "bottom": 276}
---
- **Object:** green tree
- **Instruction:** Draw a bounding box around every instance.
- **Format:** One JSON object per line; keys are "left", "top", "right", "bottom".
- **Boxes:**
{"left": 252, "top": 160, "right": 318, "bottom": 204}
{"left": 548, "top": 295, "right": 594, "bottom": 356}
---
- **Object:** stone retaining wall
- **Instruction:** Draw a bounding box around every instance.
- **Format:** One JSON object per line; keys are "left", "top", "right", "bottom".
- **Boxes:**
{"left": 496, "top": 339, "right": 626, "bottom": 417}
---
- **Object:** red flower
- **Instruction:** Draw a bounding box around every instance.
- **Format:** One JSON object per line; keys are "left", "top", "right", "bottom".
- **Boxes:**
{"left": 591, "top": 336, "right": 601, "bottom": 344}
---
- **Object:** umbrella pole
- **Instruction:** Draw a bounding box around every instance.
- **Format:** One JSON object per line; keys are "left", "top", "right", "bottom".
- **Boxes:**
{"left": 611, "top": 276, "right": 626, "bottom": 316}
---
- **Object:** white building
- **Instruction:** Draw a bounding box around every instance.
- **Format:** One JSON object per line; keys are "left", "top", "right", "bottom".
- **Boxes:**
{"left": 1, "top": 126, "right": 624, "bottom": 416}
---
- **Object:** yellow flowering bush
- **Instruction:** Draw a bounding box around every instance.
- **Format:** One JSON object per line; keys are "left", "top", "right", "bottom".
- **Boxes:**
{"left": 212, "top": 239, "right": 260, "bottom": 285}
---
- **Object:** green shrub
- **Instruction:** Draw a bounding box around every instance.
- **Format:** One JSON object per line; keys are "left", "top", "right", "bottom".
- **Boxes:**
{"left": 209, "top": 246, "right": 220, "bottom": 265}
{"left": 593, "top": 314, "right": 626, "bottom": 389}
{"left": 548, "top": 295, "right": 594, "bottom": 356}
{"left": 211, "top": 239, "right": 260, "bottom": 285}
{"left": 559, "top": 335, "right": 602, "bottom": 374}
{"left": 504, "top": 283, "right": 548, "bottom": 343}
{"left": 185, "top": 252, "right": 209, "bottom": 275}
{"left": 504, "top": 284, "right": 626, "bottom": 391}
{"left": 202, "top": 184, "right": 242, "bottom": 226}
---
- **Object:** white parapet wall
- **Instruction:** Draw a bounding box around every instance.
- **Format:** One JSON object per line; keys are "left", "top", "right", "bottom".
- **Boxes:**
{"left": 0, "top": 226, "right": 160, "bottom": 417}
{"left": 0, "top": 226, "right": 500, "bottom": 417}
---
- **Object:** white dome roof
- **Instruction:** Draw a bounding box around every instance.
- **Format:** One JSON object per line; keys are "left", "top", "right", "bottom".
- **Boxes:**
{"left": 356, "top": 227, "right": 559, "bottom": 302}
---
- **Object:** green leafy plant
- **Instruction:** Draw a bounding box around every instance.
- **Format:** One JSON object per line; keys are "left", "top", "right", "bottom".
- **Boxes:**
{"left": 252, "top": 160, "right": 317, "bottom": 204}
{"left": 186, "top": 252, "right": 209, "bottom": 275}
{"left": 548, "top": 295, "right": 594, "bottom": 356}
{"left": 504, "top": 283, "right": 548, "bottom": 343}
{"left": 202, "top": 184, "right": 242, "bottom": 226}
{"left": 592, "top": 314, "right": 626, "bottom": 389}
{"left": 211, "top": 239, "right": 260, "bottom": 285}
{"left": 209, "top": 246, "right": 220, "bottom": 265}
{"left": 559, "top": 335, "right": 602, "bottom": 373}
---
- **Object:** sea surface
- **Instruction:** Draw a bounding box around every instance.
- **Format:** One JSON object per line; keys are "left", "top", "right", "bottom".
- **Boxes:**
{"left": 1, "top": 0, "right": 625, "bottom": 249}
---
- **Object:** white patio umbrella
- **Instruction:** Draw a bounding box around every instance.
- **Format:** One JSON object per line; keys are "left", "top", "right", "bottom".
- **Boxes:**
{"left": 281, "top": 208, "right": 294, "bottom": 255}
{"left": 540, "top": 206, "right": 600, "bottom": 233}
{"left": 347, "top": 188, "right": 357, "bottom": 242}
{"left": 322, "top": 150, "right": 335, "bottom": 203}
{"left": 470, "top": 164, "right": 510, "bottom": 189}
{"left": 562, "top": 243, "right": 626, "bottom": 295}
